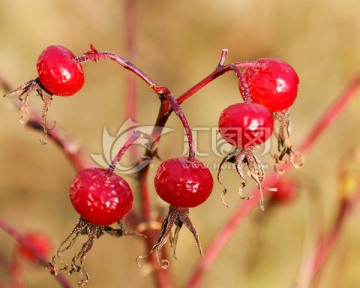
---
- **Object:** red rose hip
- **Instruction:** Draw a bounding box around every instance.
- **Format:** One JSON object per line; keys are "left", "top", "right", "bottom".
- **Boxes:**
{"left": 37, "top": 45, "right": 84, "bottom": 96}
{"left": 70, "top": 168, "right": 133, "bottom": 226}
{"left": 218, "top": 103, "right": 274, "bottom": 148}
{"left": 154, "top": 157, "right": 213, "bottom": 208}
{"left": 243, "top": 58, "right": 299, "bottom": 112}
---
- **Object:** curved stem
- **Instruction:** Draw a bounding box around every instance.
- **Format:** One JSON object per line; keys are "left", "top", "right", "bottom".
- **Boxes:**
{"left": 75, "top": 52, "right": 159, "bottom": 91}
{"left": 107, "top": 130, "right": 153, "bottom": 174}
{"left": 229, "top": 64, "right": 252, "bottom": 104}
{"left": 166, "top": 95, "right": 195, "bottom": 160}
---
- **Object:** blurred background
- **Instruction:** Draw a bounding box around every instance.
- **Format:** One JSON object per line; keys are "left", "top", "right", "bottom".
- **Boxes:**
{"left": 1, "top": 0, "right": 360, "bottom": 287}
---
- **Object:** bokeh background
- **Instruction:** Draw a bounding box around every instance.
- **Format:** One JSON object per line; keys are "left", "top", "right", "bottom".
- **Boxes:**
{"left": 1, "top": 1, "right": 360, "bottom": 287}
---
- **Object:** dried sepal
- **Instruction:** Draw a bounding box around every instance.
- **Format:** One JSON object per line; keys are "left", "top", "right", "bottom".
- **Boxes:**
{"left": 272, "top": 110, "right": 304, "bottom": 173}
{"left": 4, "top": 78, "right": 54, "bottom": 144}
{"left": 136, "top": 206, "right": 202, "bottom": 269}
{"left": 49, "top": 218, "right": 140, "bottom": 286}
{"left": 217, "top": 147, "right": 274, "bottom": 210}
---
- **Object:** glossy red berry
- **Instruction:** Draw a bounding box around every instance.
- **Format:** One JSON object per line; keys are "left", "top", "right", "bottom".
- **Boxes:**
{"left": 37, "top": 45, "right": 84, "bottom": 96}
{"left": 243, "top": 58, "right": 299, "bottom": 112}
{"left": 18, "top": 232, "right": 52, "bottom": 262}
{"left": 70, "top": 168, "right": 133, "bottom": 226}
{"left": 154, "top": 157, "right": 213, "bottom": 208}
{"left": 218, "top": 103, "right": 274, "bottom": 148}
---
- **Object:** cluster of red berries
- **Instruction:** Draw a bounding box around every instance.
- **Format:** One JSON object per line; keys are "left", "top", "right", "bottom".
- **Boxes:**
{"left": 5, "top": 45, "right": 300, "bottom": 285}
{"left": 218, "top": 58, "right": 300, "bottom": 208}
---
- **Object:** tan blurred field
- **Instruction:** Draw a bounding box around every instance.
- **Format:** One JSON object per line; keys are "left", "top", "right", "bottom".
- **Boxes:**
{"left": 1, "top": 1, "right": 360, "bottom": 287}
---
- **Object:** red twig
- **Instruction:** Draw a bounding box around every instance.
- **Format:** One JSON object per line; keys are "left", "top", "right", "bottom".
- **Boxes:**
{"left": 0, "top": 218, "right": 72, "bottom": 288}
{"left": 296, "top": 193, "right": 360, "bottom": 288}
{"left": 299, "top": 75, "right": 360, "bottom": 153}
{"left": 185, "top": 74, "right": 360, "bottom": 288}
{"left": 108, "top": 130, "right": 153, "bottom": 173}
{"left": 176, "top": 50, "right": 258, "bottom": 105}
{"left": 296, "top": 144, "right": 360, "bottom": 287}
{"left": 0, "top": 250, "right": 23, "bottom": 288}
{"left": 124, "top": 0, "right": 137, "bottom": 122}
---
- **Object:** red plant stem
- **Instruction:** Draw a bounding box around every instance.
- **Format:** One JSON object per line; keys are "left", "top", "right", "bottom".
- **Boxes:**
{"left": 108, "top": 130, "right": 152, "bottom": 173}
{"left": 78, "top": 47, "right": 178, "bottom": 285}
{"left": 0, "top": 218, "right": 72, "bottom": 288}
{"left": 299, "top": 75, "right": 360, "bottom": 153}
{"left": 176, "top": 54, "right": 258, "bottom": 105}
{"left": 75, "top": 52, "right": 157, "bottom": 89}
{"left": 230, "top": 63, "right": 252, "bottom": 104}
{"left": 185, "top": 74, "right": 360, "bottom": 288}
{"left": 24, "top": 101, "right": 94, "bottom": 171}
{"left": 166, "top": 95, "right": 195, "bottom": 160}
{"left": 124, "top": 0, "right": 137, "bottom": 122}
{"left": 0, "top": 250, "right": 23, "bottom": 288}
{"left": 9, "top": 259, "right": 25, "bottom": 288}
{"left": 296, "top": 191, "right": 360, "bottom": 288}
{"left": 76, "top": 51, "right": 196, "bottom": 159}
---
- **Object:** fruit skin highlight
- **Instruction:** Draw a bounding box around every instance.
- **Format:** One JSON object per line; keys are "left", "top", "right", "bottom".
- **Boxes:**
{"left": 243, "top": 58, "right": 299, "bottom": 112}
{"left": 218, "top": 103, "right": 274, "bottom": 148}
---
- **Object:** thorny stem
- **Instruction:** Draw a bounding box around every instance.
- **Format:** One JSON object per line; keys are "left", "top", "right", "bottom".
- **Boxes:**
{"left": 185, "top": 74, "right": 360, "bottom": 288}
{"left": 0, "top": 218, "right": 72, "bottom": 288}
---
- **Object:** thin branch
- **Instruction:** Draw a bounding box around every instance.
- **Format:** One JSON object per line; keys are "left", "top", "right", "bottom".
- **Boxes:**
{"left": 108, "top": 130, "right": 153, "bottom": 173}
{"left": 0, "top": 218, "right": 72, "bottom": 288}
{"left": 124, "top": 0, "right": 138, "bottom": 122}
{"left": 299, "top": 75, "right": 360, "bottom": 153}
{"left": 296, "top": 145, "right": 360, "bottom": 287}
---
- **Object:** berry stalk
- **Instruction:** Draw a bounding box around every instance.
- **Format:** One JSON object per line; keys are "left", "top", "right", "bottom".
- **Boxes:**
{"left": 107, "top": 130, "right": 153, "bottom": 174}
{"left": 176, "top": 50, "right": 259, "bottom": 105}
{"left": 166, "top": 95, "right": 196, "bottom": 160}
{"left": 75, "top": 51, "right": 159, "bottom": 91}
